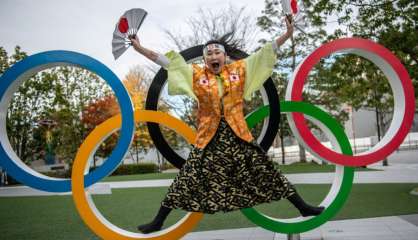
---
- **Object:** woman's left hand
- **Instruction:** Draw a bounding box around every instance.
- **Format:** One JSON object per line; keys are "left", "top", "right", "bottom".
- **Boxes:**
{"left": 285, "top": 15, "right": 294, "bottom": 37}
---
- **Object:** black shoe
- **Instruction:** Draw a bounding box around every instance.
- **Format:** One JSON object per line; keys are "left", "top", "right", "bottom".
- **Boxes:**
{"left": 300, "top": 205, "right": 324, "bottom": 217}
{"left": 137, "top": 205, "right": 172, "bottom": 234}
{"left": 137, "top": 221, "right": 163, "bottom": 234}
{"left": 287, "top": 192, "right": 324, "bottom": 217}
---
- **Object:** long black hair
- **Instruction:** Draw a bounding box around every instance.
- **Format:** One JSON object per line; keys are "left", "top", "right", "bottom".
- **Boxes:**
{"left": 204, "top": 32, "right": 247, "bottom": 60}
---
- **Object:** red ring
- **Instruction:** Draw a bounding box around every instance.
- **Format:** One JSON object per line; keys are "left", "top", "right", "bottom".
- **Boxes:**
{"left": 289, "top": 38, "right": 415, "bottom": 166}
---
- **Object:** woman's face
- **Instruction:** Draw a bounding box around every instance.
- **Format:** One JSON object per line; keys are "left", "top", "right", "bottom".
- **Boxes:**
{"left": 204, "top": 48, "right": 226, "bottom": 74}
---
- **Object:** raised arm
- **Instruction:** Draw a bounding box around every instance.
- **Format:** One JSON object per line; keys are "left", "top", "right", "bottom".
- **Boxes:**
{"left": 129, "top": 36, "right": 170, "bottom": 68}
{"left": 243, "top": 16, "right": 294, "bottom": 100}
{"left": 129, "top": 36, "right": 196, "bottom": 99}
{"left": 272, "top": 15, "right": 294, "bottom": 52}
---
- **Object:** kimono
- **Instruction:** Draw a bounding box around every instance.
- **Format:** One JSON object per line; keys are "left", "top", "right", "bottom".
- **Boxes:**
{"left": 161, "top": 43, "right": 295, "bottom": 213}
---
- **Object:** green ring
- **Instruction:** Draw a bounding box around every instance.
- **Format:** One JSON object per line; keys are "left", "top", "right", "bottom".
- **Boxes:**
{"left": 241, "top": 101, "right": 354, "bottom": 234}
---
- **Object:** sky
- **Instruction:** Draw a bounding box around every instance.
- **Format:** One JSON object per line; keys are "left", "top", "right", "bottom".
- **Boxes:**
{"left": 0, "top": 0, "right": 268, "bottom": 79}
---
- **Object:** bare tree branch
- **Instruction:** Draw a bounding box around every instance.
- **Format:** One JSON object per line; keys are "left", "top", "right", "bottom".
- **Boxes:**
{"left": 163, "top": 4, "right": 260, "bottom": 52}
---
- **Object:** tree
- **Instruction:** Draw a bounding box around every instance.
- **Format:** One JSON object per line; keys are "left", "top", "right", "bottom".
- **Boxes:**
{"left": 307, "top": 0, "right": 417, "bottom": 165}
{"left": 124, "top": 67, "right": 153, "bottom": 163}
{"left": 273, "top": 72, "right": 293, "bottom": 164}
{"left": 2, "top": 46, "right": 112, "bottom": 165}
{"left": 164, "top": 4, "right": 260, "bottom": 52}
{"left": 257, "top": 0, "right": 330, "bottom": 163}
{"left": 258, "top": 0, "right": 417, "bottom": 165}
{"left": 47, "top": 66, "right": 112, "bottom": 163}
{"left": 3, "top": 46, "right": 30, "bottom": 162}
{"left": 81, "top": 95, "right": 119, "bottom": 166}
{"left": 82, "top": 65, "right": 179, "bottom": 166}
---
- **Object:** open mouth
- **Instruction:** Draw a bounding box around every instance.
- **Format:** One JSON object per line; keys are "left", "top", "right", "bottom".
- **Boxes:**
{"left": 211, "top": 62, "right": 220, "bottom": 69}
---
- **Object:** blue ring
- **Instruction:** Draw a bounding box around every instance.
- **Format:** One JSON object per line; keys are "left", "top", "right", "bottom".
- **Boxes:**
{"left": 0, "top": 51, "right": 134, "bottom": 192}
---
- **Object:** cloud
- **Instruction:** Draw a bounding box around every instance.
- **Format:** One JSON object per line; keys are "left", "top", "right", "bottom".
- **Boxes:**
{"left": 0, "top": 0, "right": 265, "bottom": 78}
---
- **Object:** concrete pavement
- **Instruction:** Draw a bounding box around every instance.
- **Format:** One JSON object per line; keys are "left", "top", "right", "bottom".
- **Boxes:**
{"left": 183, "top": 214, "right": 418, "bottom": 240}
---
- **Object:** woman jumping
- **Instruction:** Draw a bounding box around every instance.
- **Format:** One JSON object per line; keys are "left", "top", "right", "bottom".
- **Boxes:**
{"left": 129, "top": 16, "right": 324, "bottom": 234}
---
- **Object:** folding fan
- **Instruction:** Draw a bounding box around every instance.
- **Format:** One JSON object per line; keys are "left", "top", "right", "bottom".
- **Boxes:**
{"left": 281, "top": 0, "right": 308, "bottom": 34}
{"left": 112, "top": 8, "right": 148, "bottom": 60}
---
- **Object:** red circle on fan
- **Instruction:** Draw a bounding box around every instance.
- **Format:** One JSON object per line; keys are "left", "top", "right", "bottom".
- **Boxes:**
{"left": 118, "top": 18, "right": 129, "bottom": 33}
{"left": 291, "top": 0, "right": 298, "bottom": 14}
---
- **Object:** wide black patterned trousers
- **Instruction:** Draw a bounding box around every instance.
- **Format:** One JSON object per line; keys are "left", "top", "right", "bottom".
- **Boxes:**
{"left": 161, "top": 117, "right": 295, "bottom": 214}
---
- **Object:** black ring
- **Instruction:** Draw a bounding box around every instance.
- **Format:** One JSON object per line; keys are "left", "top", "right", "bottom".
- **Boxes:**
{"left": 145, "top": 45, "right": 280, "bottom": 169}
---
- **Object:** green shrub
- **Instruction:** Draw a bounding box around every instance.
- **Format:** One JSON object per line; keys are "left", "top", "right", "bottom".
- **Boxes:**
{"left": 161, "top": 162, "right": 176, "bottom": 171}
{"left": 1, "top": 163, "right": 159, "bottom": 187}
{"left": 40, "top": 170, "right": 71, "bottom": 178}
{"left": 110, "top": 163, "right": 158, "bottom": 175}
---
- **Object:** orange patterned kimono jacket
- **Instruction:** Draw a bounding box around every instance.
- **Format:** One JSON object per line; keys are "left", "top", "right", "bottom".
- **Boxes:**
{"left": 191, "top": 60, "right": 253, "bottom": 148}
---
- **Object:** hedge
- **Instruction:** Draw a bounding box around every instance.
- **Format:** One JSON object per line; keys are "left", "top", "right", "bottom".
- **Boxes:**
{"left": 109, "top": 163, "right": 158, "bottom": 176}
{"left": 1, "top": 163, "right": 159, "bottom": 186}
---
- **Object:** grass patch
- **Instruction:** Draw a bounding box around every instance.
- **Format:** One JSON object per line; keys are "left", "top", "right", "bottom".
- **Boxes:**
{"left": 275, "top": 162, "right": 377, "bottom": 174}
{"left": 1, "top": 183, "right": 417, "bottom": 239}
{"left": 6, "top": 162, "right": 378, "bottom": 185}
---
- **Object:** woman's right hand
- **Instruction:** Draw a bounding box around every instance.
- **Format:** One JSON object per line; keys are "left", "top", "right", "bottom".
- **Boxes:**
{"left": 129, "top": 35, "right": 141, "bottom": 52}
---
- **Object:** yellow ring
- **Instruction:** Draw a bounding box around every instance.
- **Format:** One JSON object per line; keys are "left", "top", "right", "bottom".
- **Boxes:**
{"left": 71, "top": 110, "right": 203, "bottom": 239}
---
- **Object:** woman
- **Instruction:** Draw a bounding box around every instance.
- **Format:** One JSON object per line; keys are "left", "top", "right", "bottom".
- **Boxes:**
{"left": 130, "top": 16, "right": 324, "bottom": 234}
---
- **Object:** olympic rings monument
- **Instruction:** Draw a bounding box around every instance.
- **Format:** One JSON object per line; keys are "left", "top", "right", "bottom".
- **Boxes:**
{"left": 0, "top": 36, "right": 415, "bottom": 239}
